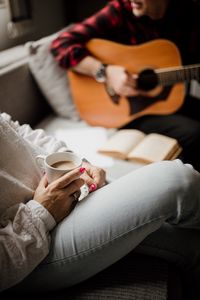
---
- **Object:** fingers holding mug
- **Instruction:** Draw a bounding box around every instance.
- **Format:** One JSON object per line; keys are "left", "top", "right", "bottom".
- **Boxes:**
{"left": 67, "top": 177, "right": 84, "bottom": 201}
{"left": 34, "top": 176, "right": 83, "bottom": 223}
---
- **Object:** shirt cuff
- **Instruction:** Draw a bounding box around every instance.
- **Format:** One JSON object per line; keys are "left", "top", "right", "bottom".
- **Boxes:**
{"left": 27, "top": 200, "right": 56, "bottom": 231}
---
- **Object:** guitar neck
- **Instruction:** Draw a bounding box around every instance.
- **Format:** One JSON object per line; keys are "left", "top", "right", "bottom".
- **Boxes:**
{"left": 157, "top": 64, "right": 200, "bottom": 86}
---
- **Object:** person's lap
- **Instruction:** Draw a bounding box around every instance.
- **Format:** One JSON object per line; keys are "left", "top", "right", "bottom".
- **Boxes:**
{"left": 13, "top": 160, "right": 200, "bottom": 293}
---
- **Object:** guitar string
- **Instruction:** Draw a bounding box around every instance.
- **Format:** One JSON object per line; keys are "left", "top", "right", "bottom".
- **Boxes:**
{"left": 156, "top": 64, "right": 200, "bottom": 85}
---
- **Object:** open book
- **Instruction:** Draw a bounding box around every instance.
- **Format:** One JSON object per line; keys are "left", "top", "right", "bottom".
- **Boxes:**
{"left": 98, "top": 129, "right": 182, "bottom": 164}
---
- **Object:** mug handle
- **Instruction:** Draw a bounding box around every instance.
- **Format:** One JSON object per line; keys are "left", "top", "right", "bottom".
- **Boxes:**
{"left": 36, "top": 155, "right": 46, "bottom": 171}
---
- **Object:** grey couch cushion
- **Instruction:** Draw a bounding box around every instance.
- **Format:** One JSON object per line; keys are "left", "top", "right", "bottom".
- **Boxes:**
{"left": 26, "top": 26, "right": 80, "bottom": 121}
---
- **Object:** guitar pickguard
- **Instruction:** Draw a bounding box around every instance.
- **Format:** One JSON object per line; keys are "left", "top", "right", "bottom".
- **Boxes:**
{"left": 127, "top": 86, "right": 172, "bottom": 115}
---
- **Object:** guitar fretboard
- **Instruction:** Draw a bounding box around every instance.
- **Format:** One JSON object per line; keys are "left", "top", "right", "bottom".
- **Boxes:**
{"left": 157, "top": 64, "right": 200, "bottom": 86}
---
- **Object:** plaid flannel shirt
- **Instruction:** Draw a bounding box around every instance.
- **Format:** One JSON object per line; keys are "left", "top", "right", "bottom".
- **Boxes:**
{"left": 51, "top": 0, "right": 200, "bottom": 69}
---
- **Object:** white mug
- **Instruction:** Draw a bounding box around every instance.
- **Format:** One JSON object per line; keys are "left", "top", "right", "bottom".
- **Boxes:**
{"left": 36, "top": 152, "right": 82, "bottom": 183}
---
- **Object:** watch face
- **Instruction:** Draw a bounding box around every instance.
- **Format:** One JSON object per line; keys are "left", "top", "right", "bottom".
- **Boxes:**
{"left": 95, "top": 64, "right": 107, "bottom": 83}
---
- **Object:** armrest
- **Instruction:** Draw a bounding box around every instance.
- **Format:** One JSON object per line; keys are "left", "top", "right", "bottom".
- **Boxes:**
{"left": 0, "top": 46, "right": 52, "bottom": 126}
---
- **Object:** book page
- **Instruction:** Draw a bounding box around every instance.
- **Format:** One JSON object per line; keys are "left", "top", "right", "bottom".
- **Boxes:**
{"left": 98, "top": 129, "right": 146, "bottom": 159}
{"left": 127, "top": 133, "right": 180, "bottom": 163}
{"left": 169, "top": 146, "right": 182, "bottom": 160}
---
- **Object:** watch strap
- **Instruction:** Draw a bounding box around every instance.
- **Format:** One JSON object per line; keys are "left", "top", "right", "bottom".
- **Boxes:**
{"left": 94, "top": 63, "right": 108, "bottom": 83}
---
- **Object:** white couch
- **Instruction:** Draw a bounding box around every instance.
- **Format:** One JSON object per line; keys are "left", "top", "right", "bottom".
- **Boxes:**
{"left": 0, "top": 36, "right": 184, "bottom": 300}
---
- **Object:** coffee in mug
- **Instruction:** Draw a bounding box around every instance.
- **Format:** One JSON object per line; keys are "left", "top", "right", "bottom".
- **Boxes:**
{"left": 36, "top": 152, "right": 82, "bottom": 183}
{"left": 51, "top": 160, "right": 77, "bottom": 170}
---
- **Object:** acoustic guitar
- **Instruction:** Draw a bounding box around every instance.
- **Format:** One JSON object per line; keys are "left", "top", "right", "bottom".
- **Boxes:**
{"left": 68, "top": 39, "right": 200, "bottom": 128}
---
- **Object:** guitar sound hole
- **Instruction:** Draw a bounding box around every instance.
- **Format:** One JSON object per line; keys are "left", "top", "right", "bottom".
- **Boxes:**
{"left": 137, "top": 69, "right": 158, "bottom": 91}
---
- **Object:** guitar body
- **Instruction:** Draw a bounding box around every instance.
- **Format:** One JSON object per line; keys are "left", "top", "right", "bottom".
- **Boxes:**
{"left": 68, "top": 39, "right": 185, "bottom": 128}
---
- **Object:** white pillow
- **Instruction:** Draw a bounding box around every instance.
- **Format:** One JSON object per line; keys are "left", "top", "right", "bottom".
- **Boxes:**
{"left": 26, "top": 27, "right": 80, "bottom": 120}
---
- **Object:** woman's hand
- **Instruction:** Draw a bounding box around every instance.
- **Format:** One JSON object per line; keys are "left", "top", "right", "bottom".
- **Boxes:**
{"left": 33, "top": 168, "right": 84, "bottom": 223}
{"left": 81, "top": 161, "right": 106, "bottom": 192}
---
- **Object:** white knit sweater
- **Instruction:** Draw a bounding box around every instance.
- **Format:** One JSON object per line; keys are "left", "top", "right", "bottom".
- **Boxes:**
{"left": 0, "top": 113, "right": 71, "bottom": 291}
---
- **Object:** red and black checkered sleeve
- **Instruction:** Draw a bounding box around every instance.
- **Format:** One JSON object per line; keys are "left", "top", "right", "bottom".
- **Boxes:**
{"left": 50, "top": 0, "right": 124, "bottom": 69}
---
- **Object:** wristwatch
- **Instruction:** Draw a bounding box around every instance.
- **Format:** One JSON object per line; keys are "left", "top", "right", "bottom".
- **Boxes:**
{"left": 94, "top": 63, "right": 107, "bottom": 83}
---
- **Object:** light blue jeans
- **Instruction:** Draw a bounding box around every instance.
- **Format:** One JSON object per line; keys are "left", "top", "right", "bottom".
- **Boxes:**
{"left": 15, "top": 160, "right": 200, "bottom": 295}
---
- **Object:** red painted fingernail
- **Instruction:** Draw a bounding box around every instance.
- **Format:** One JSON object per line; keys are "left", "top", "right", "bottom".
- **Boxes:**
{"left": 89, "top": 183, "right": 97, "bottom": 192}
{"left": 79, "top": 167, "right": 86, "bottom": 173}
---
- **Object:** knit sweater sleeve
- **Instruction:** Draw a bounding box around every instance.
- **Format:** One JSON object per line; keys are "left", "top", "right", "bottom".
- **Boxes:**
{"left": 18, "top": 124, "right": 70, "bottom": 153}
{"left": 1, "top": 113, "right": 72, "bottom": 154}
{"left": 0, "top": 200, "right": 56, "bottom": 292}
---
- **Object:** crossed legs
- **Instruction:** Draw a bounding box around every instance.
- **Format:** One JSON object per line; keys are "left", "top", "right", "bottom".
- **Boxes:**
{"left": 13, "top": 160, "right": 200, "bottom": 294}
